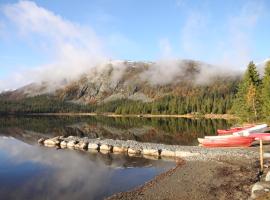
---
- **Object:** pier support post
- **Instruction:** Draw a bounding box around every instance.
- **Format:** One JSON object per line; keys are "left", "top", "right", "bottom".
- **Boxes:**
{"left": 260, "top": 139, "right": 264, "bottom": 173}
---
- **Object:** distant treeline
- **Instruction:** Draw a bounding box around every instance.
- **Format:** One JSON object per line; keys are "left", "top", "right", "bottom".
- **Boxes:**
{"left": 93, "top": 80, "right": 239, "bottom": 115}
{"left": 0, "top": 84, "right": 237, "bottom": 116}
{"left": 1, "top": 61, "right": 270, "bottom": 121}
{"left": 0, "top": 95, "right": 94, "bottom": 114}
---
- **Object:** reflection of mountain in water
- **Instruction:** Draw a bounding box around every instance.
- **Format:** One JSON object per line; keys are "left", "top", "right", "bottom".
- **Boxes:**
{"left": 0, "top": 116, "right": 233, "bottom": 145}
{"left": 0, "top": 137, "right": 174, "bottom": 200}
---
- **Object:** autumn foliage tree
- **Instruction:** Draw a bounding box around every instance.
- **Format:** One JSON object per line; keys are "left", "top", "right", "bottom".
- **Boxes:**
{"left": 261, "top": 61, "right": 270, "bottom": 118}
{"left": 232, "top": 61, "right": 262, "bottom": 120}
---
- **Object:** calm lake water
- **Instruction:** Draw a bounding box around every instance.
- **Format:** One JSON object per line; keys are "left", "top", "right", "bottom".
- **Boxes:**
{"left": 0, "top": 136, "right": 174, "bottom": 200}
{"left": 0, "top": 116, "right": 233, "bottom": 199}
{"left": 0, "top": 116, "right": 233, "bottom": 145}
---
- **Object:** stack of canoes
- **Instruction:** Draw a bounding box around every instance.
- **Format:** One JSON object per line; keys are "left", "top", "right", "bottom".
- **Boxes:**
{"left": 217, "top": 125, "right": 254, "bottom": 135}
{"left": 198, "top": 124, "right": 269, "bottom": 148}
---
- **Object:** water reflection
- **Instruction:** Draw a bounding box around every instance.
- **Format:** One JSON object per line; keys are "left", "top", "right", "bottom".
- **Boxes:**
{"left": 0, "top": 116, "right": 233, "bottom": 145}
{"left": 0, "top": 136, "right": 174, "bottom": 200}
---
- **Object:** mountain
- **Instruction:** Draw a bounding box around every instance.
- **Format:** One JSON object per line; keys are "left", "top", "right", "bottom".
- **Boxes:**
{"left": 0, "top": 59, "right": 241, "bottom": 114}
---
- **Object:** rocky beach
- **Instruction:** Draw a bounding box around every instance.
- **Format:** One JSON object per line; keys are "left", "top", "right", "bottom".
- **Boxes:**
{"left": 39, "top": 135, "right": 270, "bottom": 200}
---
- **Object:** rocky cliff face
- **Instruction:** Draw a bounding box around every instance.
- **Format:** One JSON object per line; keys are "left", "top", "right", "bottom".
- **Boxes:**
{"left": 0, "top": 59, "right": 239, "bottom": 104}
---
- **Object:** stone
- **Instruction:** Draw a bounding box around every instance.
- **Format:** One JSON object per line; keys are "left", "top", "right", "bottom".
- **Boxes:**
{"left": 60, "top": 141, "right": 67, "bottom": 148}
{"left": 251, "top": 181, "right": 270, "bottom": 199}
{"left": 76, "top": 142, "right": 88, "bottom": 150}
{"left": 175, "top": 151, "right": 200, "bottom": 158}
{"left": 142, "top": 149, "right": 159, "bottom": 156}
{"left": 38, "top": 138, "right": 45, "bottom": 144}
{"left": 264, "top": 153, "right": 270, "bottom": 159}
{"left": 266, "top": 171, "right": 270, "bottom": 181}
{"left": 128, "top": 148, "right": 141, "bottom": 155}
{"left": 113, "top": 146, "right": 128, "bottom": 153}
{"left": 100, "top": 144, "right": 113, "bottom": 152}
{"left": 88, "top": 143, "right": 99, "bottom": 150}
{"left": 44, "top": 139, "right": 57, "bottom": 146}
{"left": 161, "top": 149, "right": 175, "bottom": 157}
{"left": 67, "top": 140, "right": 76, "bottom": 148}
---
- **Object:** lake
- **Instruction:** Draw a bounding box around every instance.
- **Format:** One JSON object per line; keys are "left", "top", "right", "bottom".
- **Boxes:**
{"left": 0, "top": 116, "right": 232, "bottom": 199}
{"left": 0, "top": 115, "right": 233, "bottom": 145}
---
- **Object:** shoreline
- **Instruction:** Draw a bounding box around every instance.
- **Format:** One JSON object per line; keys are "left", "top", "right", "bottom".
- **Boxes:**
{"left": 21, "top": 112, "right": 238, "bottom": 120}
{"left": 107, "top": 154, "right": 259, "bottom": 200}
{"left": 39, "top": 136, "right": 259, "bottom": 160}
{"left": 39, "top": 135, "right": 262, "bottom": 200}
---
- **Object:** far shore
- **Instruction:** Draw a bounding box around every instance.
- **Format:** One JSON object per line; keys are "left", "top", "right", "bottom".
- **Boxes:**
{"left": 23, "top": 112, "right": 238, "bottom": 119}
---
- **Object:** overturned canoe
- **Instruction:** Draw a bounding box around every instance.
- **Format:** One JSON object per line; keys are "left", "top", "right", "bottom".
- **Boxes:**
{"left": 233, "top": 124, "right": 268, "bottom": 136}
{"left": 198, "top": 136, "right": 254, "bottom": 147}
{"left": 247, "top": 133, "right": 270, "bottom": 139}
{"left": 217, "top": 125, "right": 254, "bottom": 135}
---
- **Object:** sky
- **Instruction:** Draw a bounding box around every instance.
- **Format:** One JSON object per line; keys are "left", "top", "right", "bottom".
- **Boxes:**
{"left": 0, "top": 0, "right": 270, "bottom": 90}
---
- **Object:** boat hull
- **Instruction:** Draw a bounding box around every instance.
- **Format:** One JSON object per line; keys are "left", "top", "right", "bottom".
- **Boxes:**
{"left": 198, "top": 137, "right": 254, "bottom": 147}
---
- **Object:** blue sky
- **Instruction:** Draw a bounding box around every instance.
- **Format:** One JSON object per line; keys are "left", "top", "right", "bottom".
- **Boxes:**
{"left": 0, "top": 0, "right": 270, "bottom": 89}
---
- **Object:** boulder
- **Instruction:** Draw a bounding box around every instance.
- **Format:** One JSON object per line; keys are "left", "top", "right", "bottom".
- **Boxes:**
{"left": 251, "top": 181, "right": 270, "bottom": 199}
{"left": 60, "top": 141, "right": 67, "bottom": 148}
{"left": 44, "top": 139, "right": 57, "bottom": 146}
{"left": 161, "top": 149, "right": 175, "bottom": 157}
{"left": 100, "top": 144, "right": 113, "bottom": 152}
{"left": 88, "top": 143, "right": 99, "bottom": 150}
{"left": 113, "top": 146, "right": 128, "bottom": 153}
{"left": 266, "top": 171, "right": 270, "bottom": 181}
{"left": 264, "top": 153, "right": 270, "bottom": 159}
{"left": 67, "top": 140, "right": 77, "bottom": 148}
{"left": 38, "top": 138, "right": 45, "bottom": 144}
{"left": 142, "top": 149, "right": 159, "bottom": 156}
{"left": 75, "top": 141, "right": 89, "bottom": 150}
{"left": 128, "top": 148, "right": 141, "bottom": 155}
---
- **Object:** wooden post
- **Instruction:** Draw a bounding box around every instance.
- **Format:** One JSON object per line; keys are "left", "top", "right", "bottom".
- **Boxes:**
{"left": 260, "top": 139, "right": 263, "bottom": 172}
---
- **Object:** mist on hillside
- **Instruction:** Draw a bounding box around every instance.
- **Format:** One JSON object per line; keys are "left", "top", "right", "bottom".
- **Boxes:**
{"left": 0, "top": 0, "right": 266, "bottom": 92}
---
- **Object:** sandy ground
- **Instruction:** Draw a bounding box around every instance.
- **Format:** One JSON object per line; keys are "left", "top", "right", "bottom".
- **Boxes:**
{"left": 107, "top": 155, "right": 259, "bottom": 200}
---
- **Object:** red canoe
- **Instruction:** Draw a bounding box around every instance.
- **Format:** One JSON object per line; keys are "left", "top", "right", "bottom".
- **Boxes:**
{"left": 247, "top": 133, "right": 270, "bottom": 139}
{"left": 198, "top": 136, "right": 254, "bottom": 147}
{"left": 217, "top": 125, "right": 254, "bottom": 135}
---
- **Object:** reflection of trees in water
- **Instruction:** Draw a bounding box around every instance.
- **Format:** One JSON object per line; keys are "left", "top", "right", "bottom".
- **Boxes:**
{"left": 0, "top": 116, "right": 234, "bottom": 145}
{"left": 0, "top": 137, "right": 172, "bottom": 200}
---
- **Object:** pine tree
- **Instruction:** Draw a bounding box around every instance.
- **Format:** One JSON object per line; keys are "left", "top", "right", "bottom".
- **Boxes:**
{"left": 261, "top": 61, "right": 270, "bottom": 118}
{"left": 232, "top": 61, "right": 262, "bottom": 120}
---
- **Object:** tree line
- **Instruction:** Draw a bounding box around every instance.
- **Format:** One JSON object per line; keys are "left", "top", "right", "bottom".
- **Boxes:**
{"left": 0, "top": 95, "right": 94, "bottom": 114}
{"left": 232, "top": 60, "right": 270, "bottom": 121}
{"left": 1, "top": 60, "right": 270, "bottom": 121}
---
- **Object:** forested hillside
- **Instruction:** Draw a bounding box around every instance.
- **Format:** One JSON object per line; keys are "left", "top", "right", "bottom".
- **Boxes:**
{"left": 1, "top": 59, "right": 270, "bottom": 120}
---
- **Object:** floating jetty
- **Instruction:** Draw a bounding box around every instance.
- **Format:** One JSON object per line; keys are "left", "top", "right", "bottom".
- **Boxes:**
{"left": 38, "top": 136, "right": 259, "bottom": 160}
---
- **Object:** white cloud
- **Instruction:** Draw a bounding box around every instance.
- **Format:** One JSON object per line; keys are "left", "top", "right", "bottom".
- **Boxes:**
{"left": 178, "top": 0, "right": 265, "bottom": 69}
{"left": 0, "top": 0, "right": 108, "bottom": 91}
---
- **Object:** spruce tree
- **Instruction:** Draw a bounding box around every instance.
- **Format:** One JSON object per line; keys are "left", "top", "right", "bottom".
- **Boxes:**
{"left": 232, "top": 61, "right": 262, "bottom": 120}
{"left": 261, "top": 61, "right": 270, "bottom": 118}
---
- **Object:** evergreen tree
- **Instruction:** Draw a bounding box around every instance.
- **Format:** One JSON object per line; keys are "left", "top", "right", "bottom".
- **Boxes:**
{"left": 261, "top": 61, "right": 270, "bottom": 118}
{"left": 232, "top": 61, "right": 262, "bottom": 120}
